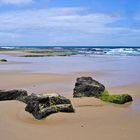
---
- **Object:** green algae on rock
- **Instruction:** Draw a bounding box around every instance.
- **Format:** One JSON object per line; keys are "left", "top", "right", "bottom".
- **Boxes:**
{"left": 99, "top": 90, "right": 133, "bottom": 104}
{"left": 73, "top": 77, "right": 133, "bottom": 104}
{"left": 25, "top": 93, "right": 75, "bottom": 120}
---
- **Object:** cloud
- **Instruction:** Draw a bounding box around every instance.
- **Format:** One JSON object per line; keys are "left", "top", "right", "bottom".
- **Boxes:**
{"left": 0, "top": 32, "right": 20, "bottom": 38}
{"left": 0, "top": 7, "right": 139, "bottom": 45}
{"left": 0, "top": 7, "right": 122, "bottom": 33}
{"left": 0, "top": 0, "right": 33, "bottom": 5}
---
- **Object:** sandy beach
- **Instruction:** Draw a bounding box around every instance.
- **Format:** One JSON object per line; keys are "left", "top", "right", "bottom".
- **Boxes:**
{"left": 0, "top": 50, "right": 140, "bottom": 140}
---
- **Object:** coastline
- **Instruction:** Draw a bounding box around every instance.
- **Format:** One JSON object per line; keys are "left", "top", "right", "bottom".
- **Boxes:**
{"left": 0, "top": 49, "right": 140, "bottom": 140}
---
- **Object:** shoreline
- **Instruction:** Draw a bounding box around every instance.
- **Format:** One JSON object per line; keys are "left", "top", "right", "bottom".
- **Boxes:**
{"left": 0, "top": 46, "right": 140, "bottom": 57}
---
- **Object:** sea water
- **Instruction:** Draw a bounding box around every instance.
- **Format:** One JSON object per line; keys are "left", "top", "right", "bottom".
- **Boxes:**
{"left": 0, "top": 46, "right": 140, "bottom": 56}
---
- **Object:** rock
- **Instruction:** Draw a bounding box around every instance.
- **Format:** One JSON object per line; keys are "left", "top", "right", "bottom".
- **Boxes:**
{"left": 73, "top": 77, "right": 105, "bottom": 98}
{"left": 0, "top": 89, "right": 28, "bottom": 101}
{"left": 0, "top": 59, "right": 7, "bottom": 62}
{"left": 0, "top": 90, "right": 75, "bottom": 120}
{"left": 25, "top": 93, "right": 75, "bottom": 120}
{"left": 73, "top": 77, "right": 133, "bottom": 104}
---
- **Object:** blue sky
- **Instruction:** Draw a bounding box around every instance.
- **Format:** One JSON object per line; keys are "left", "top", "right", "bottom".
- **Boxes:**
{"left": 0, "top": 0, "right": 140, "bottom": 46}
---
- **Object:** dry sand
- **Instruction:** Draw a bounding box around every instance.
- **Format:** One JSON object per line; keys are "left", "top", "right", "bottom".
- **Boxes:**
{"left": 0, "top": 70, "right": 140, "bottom": 140}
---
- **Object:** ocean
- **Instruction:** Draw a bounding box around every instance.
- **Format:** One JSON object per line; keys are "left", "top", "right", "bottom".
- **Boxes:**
{"left": 0, "top": 46, "right": 140, "bottom": 56}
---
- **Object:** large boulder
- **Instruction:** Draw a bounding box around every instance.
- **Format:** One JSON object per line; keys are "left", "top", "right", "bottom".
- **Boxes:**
{"left": 73, "top": 77, "right": 133, "bottom": 104}
{"left": 0, "top": 90, "right": 75, "bottom": 120}
{"left": 0, "top": 89, "right": 28, "bottom": 101}
{"left": 73, "top": 77, "right": 105, "bottom": 98}
{"left": 25, "top": 93, "right": 75, "bottom": 120}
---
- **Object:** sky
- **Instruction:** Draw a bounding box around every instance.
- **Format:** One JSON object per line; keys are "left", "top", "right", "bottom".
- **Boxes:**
{"left": 0, "top": 0, "right": 140, "bottom": 46}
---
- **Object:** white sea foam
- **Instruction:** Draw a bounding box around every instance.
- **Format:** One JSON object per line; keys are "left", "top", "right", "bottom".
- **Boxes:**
{"left": 77, "top": 47, "right": 140, "bottom": 56}
{"left": 0, "top": 46, "right": 16, "bottom": 49}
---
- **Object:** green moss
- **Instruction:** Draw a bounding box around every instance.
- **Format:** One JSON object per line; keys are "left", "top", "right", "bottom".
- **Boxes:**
{"left": 39, "top": 104, "right": 46, "bottom": 110}
{"left": 99, "top": 90, "right": 133, "bottom": 104}
{"left": 23, "top": 51, "right": 72, "bottom": 57}
{"left": 51, "top": 105, "right": 59, "bottom": 112}
{"left": 0, "top": 59, "right": 7, "bottom": 62}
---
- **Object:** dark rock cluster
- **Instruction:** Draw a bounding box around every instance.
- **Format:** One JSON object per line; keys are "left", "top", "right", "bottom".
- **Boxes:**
{"left": 0, "top": 90, "right": 74, "bottom": 120}
{"left": 0, "top": 77, "right": 133, "bottom": 120}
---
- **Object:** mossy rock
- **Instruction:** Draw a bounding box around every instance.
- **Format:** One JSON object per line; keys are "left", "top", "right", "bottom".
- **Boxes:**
{"left": 73, "top": 77, "right": 105, "bottom": 98}
{"left": 0, "top": 89, "right": 28, "bottom": 101}
{"left": 73, "top": 77, "right": 133, "bottom": 104}
{"left": 0, "top": 59, "right": 7, "bottom": 62}
{"left": 99, "top": 91, "right": 133, "bottom": 104}
{"left": 25, "top": 93, "right": 75, "bottom": 120}
{"left": 0, "top": 90, "right": 75, "bottom": 120}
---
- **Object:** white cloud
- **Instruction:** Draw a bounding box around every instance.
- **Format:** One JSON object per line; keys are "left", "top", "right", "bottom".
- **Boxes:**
{"left": 0, "top": 7, "right": 123, "bottom": 33}
{"left": 0, "top": 7, "right": 139, "bottom": 45}
{"left": 0, "top": 0, "right": 33, "bottom": 5}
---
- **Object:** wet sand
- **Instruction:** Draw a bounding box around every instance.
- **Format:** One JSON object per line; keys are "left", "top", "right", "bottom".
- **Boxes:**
{"left": 0, "top": 50, "right": 140, "bottom": 140}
